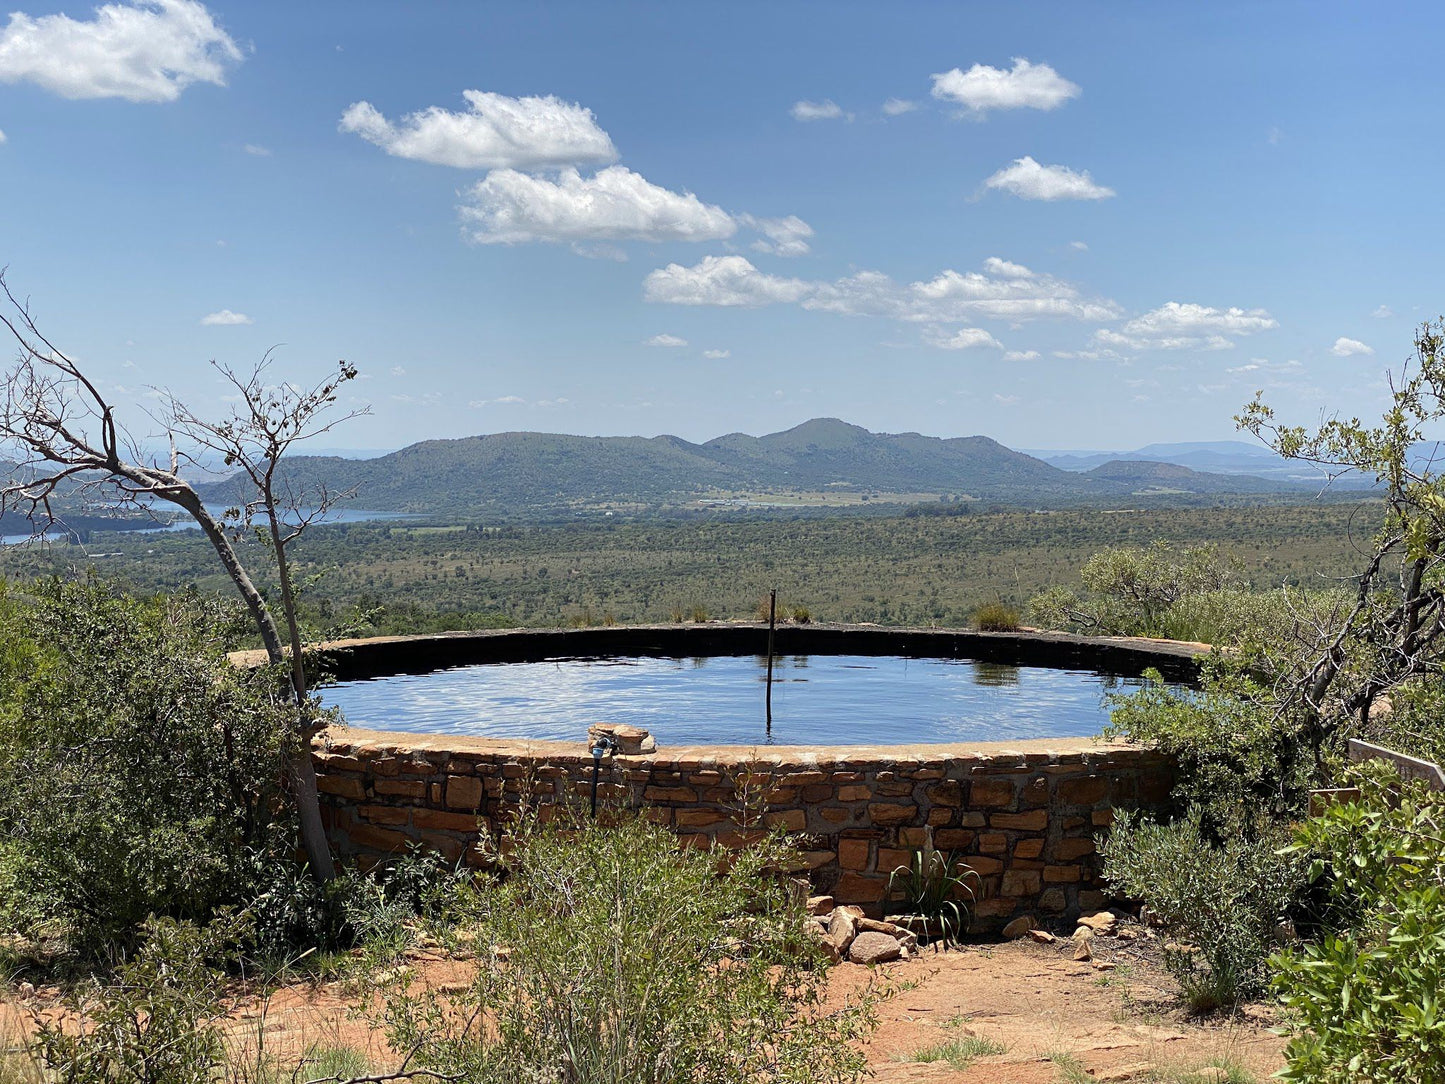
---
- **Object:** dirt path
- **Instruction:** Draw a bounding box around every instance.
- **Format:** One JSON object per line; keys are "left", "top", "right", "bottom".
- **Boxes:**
{"left": 2, "top": 938, "right": 1285, "bottom": 1083}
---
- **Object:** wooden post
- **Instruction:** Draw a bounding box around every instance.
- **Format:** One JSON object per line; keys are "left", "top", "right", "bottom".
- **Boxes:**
{"left": 765, "top": 588, "right": 777, "bottom": 732}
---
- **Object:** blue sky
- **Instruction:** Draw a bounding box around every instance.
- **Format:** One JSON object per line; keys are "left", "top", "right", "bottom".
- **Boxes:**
{"left": 1, "top": 0, "right": 1441, "bottom": 452}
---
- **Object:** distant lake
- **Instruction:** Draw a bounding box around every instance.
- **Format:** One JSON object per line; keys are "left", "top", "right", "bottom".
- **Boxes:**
{"left": 0, "top": 506, "right": 417, "bottom": 546}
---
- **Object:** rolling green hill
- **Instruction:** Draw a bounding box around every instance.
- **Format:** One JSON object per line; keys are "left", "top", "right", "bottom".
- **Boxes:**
{"left": 195, "top": 418, "right": 1302, "bottom": 516}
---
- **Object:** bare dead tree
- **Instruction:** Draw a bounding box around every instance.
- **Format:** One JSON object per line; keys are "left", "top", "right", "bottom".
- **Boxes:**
{"left": 0, "top": 270, "right": 369, "bottom": 881}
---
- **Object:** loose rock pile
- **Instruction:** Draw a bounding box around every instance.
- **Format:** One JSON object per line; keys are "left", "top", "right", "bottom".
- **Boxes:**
{"left": 803, "top": 894, "right": 921, "bottom": 965}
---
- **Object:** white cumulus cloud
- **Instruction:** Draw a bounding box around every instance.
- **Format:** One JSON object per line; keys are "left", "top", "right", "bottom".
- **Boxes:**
{"left": 1371, "top": 305, "right": 1394, "bottom": 319}
{"left": 242, "top": 143, "right": 271, "bottom": 156}
{"left": 460, "top": 165, "right": 736, "bottom": 245}
{"left": 1330, "top": 336, "right": 1374, "bottom": 357}
{"left": 200, "top": 309, "right": 251, "bottom": 326}
{"left": 702, "top": 348, "right": 730, "bottom": 359}
{"left": 1092, "top": 302, "right": 1278, "bottom": 351}
{"left": 984, "top": 156, "right": 1114, "bottom": 201}
{"left": 643, "top": 255, "right": 810, "bottom": 308}
{"left": 930, "top": 58, "right": 1079, "bottom": 115}
{"left": 1004, "top": 349, "right": 1041, "bottom": 361}
{"left": 645, "top": 333, "right": 687, "bottom": 348}
{"left": 340, "top": 90, "right": 618, "bottom": 170}
{"left": 644, "top": 255, "right": 1119, "bottom": 324}
{"left": 927, "top": 327, "right": 1002, "bottom": 351}
{"left": 0, "top": 0, "right": 240, "bottom": 103}
{"left": 790, "top": 99, "right": 846, "bottom": 121}
{"left": 882, "top": 97, "right": 918, "bottom": 116}
{"left": 739, "top": 213, "right": 813, "bottom": 257}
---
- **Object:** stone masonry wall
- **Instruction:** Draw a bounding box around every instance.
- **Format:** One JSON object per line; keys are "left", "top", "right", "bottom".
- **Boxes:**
{"left": 313, "top": 729, "right": 1176, "bottom": 931}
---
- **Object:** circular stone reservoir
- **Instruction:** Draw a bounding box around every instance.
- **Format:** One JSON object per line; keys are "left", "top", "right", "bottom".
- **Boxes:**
{"left": 312, "top": 625, "right": 1201, "bottom": 747}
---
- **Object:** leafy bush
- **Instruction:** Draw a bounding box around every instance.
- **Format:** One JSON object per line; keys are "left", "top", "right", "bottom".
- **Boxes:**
{"left": 973, "top": 601, "right": 1020, "bottom": 632}
{"left": 376, "top": 812, "right": 882, "bottom": 1084}
{"left": 32, "top": 917, "right": 231, "bottom": 1084}
{"left": 1271, "top": 773, "right": 1445, "bottom": 1082}
{"left": 1027, "top": 542, "right": 1242, "bottom": 638}
{"left": 1104, "top": 663, "right": 1317, "bottom": 826}
{"left": 1099, "top": 807, "right": 1306, "bottom": 1011}
{"left": 0, "top": 580, "right": 309, "bottom": 956}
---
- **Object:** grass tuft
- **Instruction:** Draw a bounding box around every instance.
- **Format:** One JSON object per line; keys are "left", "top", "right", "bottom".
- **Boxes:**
{"left": 902, "top": 1034, "right": 1006, "bottom": 1069}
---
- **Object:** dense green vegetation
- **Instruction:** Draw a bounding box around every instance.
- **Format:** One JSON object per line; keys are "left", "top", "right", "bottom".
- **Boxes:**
{"left": 0, "top": 502, "right": 1367, "bottom": 636}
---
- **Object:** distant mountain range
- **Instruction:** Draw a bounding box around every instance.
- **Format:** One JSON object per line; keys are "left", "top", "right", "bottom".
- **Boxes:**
{"left": 1021, "top": 440, "right": 1329, "bottom": 482}
{"left": 194, "top": 419, "right": 1310, "bottom": 518}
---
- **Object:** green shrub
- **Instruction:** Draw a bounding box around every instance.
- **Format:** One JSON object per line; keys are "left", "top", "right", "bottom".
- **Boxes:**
{"left": 0, "top": 580, "right": 305, "bottom": 956}
{"left": 376, "top": 812, "right": 882, "bottom": 1084}
{"left": 1104, "top": 663, "right": 1316, "bottom": 826}
{"left": 1271, "top": 773, "right": 1445, "bottom": 1082}
{"left": 973, "top": 601, "right": 1020, "bottom": 632}
{"left": 32, "top": 917, "right": 231, "bottom": 1084}
{"left": 1099, "top": 807, "right": 1306, "bottom": 1011}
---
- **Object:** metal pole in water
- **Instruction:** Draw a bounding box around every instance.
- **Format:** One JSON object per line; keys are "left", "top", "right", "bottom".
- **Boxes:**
{"left": 765, "top": 588, "right": 776, "bottom": 732}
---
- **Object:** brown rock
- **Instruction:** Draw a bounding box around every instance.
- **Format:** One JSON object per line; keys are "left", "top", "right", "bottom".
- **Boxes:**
{"left": 1027, "top": 929, "right": 1056, "bottom": 944}
{"left": 827, "top": 908, "right": 859, "bottom": 953}
{"left": 1072, "top": 937, "right": 1093, "bottom": 962}
{"left": 806, "top": 894, "right": 835, "bottom": 916}
{"left": 1078, "top": 911, "right": 1119, "bottom": 934}
{"left": 847, "top": 931, "right": 903, "bottom": 965}
{"left": 859, "top": 917, "right": 918, "bottom": 949}
{"left": 1001, "top": 915, "right": 1036, "bottom": 939}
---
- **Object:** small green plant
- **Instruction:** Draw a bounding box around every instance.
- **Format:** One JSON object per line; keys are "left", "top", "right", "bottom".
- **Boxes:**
{"left": 790, "top": 605, "right": 811, "bottom": 624}
{"left": 689, "top": 602, "right": 709, "bottom": 623}
{"left": 1099, "top": 807, "right": 1306, "bottom": 1012}
{"left": 885, "top": 827, "right": 976, "bottom": 946}
{"left": 902, "top": 1034, "right": 1005, "bottom": 1069}
{"left": 973, "top": 601, "right": 1020, "bottom": 632}
{"left": 1047, "top": 1050, "right": 1092, "bottom": 1084}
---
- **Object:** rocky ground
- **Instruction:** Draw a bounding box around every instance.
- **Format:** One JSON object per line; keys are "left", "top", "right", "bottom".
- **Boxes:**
{"left": 2, "top": 913, "right": 1286, "bottom": 1083}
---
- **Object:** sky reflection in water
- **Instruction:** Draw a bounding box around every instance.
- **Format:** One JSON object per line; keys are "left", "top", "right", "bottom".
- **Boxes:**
{"left": 321, "top": 654, "right": 1147, "bottom": 746}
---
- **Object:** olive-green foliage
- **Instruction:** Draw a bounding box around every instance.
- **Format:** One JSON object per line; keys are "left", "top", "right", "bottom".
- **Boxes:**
{"left": 33, "top": 917, "right": 231, "bottom": 1084}
{"left": 1099, "top": 807, "right": 1306, "bottom": 1012}
{"left": 377, "top": 813, "right": 882, "bottom": 1084}
{"left": 0, "top": 504, "right": 1363, "bottom": 637}
{"left": 0, "top": 579, "right": 299, "bottom": 956}
{"left": 1271, "top": 773, "right": 1445, "bottom": 1082}
{"left": 1104, "top": 663, "right": 1317, "bottom": 824}
{"left": 1027, "top": 542, "right": 1241, "bottom": 638}
{"left": 972, "top": 601, "right": 1020, "bottom": 632}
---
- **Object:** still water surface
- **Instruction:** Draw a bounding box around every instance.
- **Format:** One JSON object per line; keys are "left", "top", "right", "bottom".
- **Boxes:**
{"left": 321, "top": 653, "right": 1147, "bottom": 746}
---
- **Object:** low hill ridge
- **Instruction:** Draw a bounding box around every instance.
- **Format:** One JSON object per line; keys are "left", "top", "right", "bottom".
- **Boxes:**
{"left": 195, "top": 419, "right": 1300, "bottom": 515}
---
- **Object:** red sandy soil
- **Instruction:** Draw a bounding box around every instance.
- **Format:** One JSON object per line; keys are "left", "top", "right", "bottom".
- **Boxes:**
{"left": 2, "top": 935, "right": 1285, "bottom": 1083}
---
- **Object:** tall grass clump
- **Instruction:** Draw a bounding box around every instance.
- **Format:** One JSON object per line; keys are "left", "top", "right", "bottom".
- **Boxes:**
{"left": 973, "top": 601, "right": 1020, "bottom": 632}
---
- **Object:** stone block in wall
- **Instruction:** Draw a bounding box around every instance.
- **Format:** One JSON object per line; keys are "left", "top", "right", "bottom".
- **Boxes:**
{"left": 446, "top": 776, "right": 485, "bottom": 810}
{"left": 359, "top": 804, "right": 409, "bottom": 826}
{"left": 1013, "top": 838, "right": 1044, "bottom": 859}
{"left": 1001, "top": 869, "right": 1042, "bottom": 896}
{"left": 1059, "top": 776, "right": 1110, "bottom": 805}
{"left": 347, "top": 822, "right": 410, "bottom": 853}
{"left": 1054, "top": 838, "right": 1097, "bottom": 861}
{"left": 1020, "top": 776, "right": 1050, "bottom": 808}
{"left": 838, "top": 839, "right": 871, "bottom": 870}
{"left": 374, "top": 779, "right": 428, "bottom": 800}
{"left": 413, "top": 809, "right": 481, "bottom": 833}
{"left": 1043, "top": 865, "right": 1082, "bottom": 883}
{"left": 867, "top": 802, "right": 916, "bottom": 826}
{"left": 832, "top": 872, "right": 887, "bottom": 904}
{"left": 837, "top": 785, "right": 870, "bottom": 802}
{"left": 990, "top": 810, "right": 1048, "bottom": 831}
{"left": 317, "top": 775, "right": 366, "bottom": 800}
{"left": 969, "top": 778, "right": 1016, "bottom": 807}
{"left": 925, "top": 780, "right": 963, "bottom": 806}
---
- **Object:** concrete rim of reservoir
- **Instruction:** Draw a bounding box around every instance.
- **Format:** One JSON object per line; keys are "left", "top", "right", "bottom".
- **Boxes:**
{"left": 233, "top": 622, "right": 1208, "bottom": 756}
